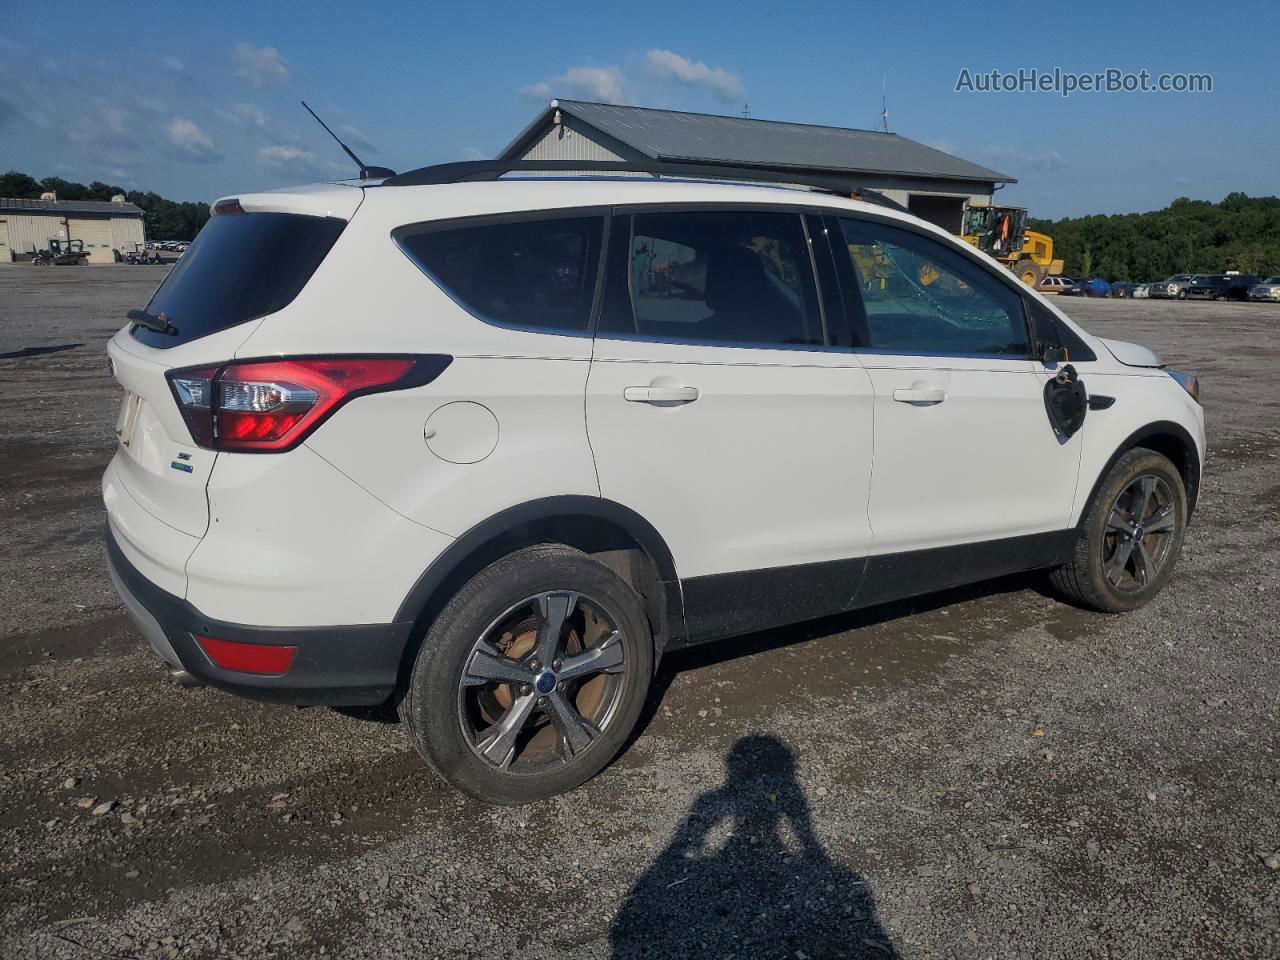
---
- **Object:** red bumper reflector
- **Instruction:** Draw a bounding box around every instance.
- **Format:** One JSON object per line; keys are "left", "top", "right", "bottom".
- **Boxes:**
{"left": 195, "top": 635, "right": 297, "bottom": 675}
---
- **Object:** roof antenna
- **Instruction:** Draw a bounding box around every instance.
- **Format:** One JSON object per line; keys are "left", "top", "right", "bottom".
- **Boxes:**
{"left": 300, "top": 100, "right": 396, "bottom": 180}
{"left": 878, "top": 75, "right": 889, "bottom": 133}
{"left": 741, "top": 101, "right": 751, "bottom": 118}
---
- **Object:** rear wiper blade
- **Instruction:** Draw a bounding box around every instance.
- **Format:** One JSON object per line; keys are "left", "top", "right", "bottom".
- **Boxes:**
{"left": 127, "top": 309, "right": 179, "bottom": 336}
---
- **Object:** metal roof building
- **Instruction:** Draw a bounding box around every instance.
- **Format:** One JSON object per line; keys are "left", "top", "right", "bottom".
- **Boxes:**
{"left": 500, "top": 100, "right": 1015, "bottom": 233}
{"left": 0, "top": 195, "right": 145, "bottom": 264}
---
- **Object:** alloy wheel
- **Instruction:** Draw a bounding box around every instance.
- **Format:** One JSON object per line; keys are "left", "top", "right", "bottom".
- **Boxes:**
{"left": 457, "top": 591, "right": 628, "bottom": 772}
{"left": 1103, "top": 475, "right": 1177, "bottom": 593}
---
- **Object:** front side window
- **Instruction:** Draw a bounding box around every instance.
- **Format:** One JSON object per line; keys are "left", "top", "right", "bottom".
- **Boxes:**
{"left": 839, "top": 218, "right": 1029, "bottom": 356}
{"left": 398, "top": 214, "right": 603, "bottom": 333}
{"left": 600, "top": 209, "right": 824, "bottom": 347}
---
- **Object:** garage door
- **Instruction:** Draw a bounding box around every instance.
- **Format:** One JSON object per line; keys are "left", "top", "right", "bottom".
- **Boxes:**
{"left": 906, "top": 195, "right": 966, "bottom": 235}
{"left": 0, "top": 221, "right": 9, "bottom": 263}
{"left": 67, "top": 218, "right": 114, "bottom": 263}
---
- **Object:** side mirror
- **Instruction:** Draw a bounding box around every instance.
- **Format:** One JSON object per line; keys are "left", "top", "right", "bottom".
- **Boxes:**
{"left": 1041, "top": 344, "right": 1069, "bottom": 365}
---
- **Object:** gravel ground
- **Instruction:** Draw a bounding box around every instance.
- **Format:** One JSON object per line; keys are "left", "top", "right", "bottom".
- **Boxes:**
{"left": 1, "top": 268, "right": 1278, "bottom": 959}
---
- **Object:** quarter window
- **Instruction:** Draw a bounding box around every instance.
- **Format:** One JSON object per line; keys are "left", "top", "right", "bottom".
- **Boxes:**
{"left": 838, "top": 218, "right": 1029, "bottom": 356}
{"left": 599, "top": 210, "right": 825, "bottom": 347}
{"left": 398, "top": 214, "right": 603, "bottom": 333}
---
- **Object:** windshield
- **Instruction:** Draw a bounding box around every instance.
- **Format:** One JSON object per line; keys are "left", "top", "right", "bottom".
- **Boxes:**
{"left": 133, "top": 211, "right": 346, "bottom": 348}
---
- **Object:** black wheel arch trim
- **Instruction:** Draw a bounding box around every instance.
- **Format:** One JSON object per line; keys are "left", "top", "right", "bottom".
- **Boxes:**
{"left": 1080, "top": 420, "right": 1201, "bottom": 524}
{"left": 393, "top": 495, "right": 686, "bottom": 644}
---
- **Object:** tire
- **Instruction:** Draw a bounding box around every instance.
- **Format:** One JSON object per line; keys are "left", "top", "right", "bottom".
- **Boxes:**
{"left": 1177, "top": 289, "right": 1188, "bottom": 300}
{"left": 400, "top": 543, "right": 654, "bottom": 804}
{"left": 1050, "top": 449, "right": 1188, "bottom": 613}
{"left": 1013, "top": 258, "right": 1046, "bottom": 288}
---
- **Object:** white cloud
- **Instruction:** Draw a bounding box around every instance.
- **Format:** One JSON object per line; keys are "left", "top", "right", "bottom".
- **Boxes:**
{"left": 67, "top": 103, "right": 136, "bottom": 151}
{"left": 165, "top": 118, "right": 221, "bottom": 163}
{"left": 337, "top": 123, "right": 376, "bottom": 153}
{"left": 982, "top": 144, "right": 1065, "bottom": 173}
{"left": 257, "top": 144, "right": 344, "bottom": 179}
{"left": 219, "top": 102, "right": 269, "bottom": 131}
{"left": 134, "top": 94, "right": 168, "bottom": 115}
{"left": 645, "top": 49, "right": 744, "bottom": 102}
{"left": 233, "top": 43, "right": 290, "bottom": 89}
{"left": 519, "top": 66, "right": 628, "bottom": 105}
{"left": 258, "top": 144, "right": 312, "bottom": 166}
{"left": 162, "top": 55, "right": 184, "bottom": 72}
{"left": 926, "top": 139, "right": 956, "bottom": 155}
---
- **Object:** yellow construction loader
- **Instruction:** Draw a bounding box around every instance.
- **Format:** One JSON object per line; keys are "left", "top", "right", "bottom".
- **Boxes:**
{"left": 961, "top": 205, "right": 1064, "bottom": 288}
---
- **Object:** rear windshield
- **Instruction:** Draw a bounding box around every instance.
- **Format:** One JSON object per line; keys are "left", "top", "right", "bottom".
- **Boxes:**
{"left": 132, "top": 211, "right": 346, "bottom": 348}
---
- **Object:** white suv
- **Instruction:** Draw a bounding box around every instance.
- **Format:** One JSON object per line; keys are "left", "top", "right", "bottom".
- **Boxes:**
{"left": 104, "top": 161, "right": 1205, "bottom": 803}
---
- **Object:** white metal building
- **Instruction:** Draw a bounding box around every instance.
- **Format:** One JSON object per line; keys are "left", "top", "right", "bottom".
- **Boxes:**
{"left": 0, "top": 195, "right": 146, "bottom": 263}
{"left": 500, "top": 101, "right": 1016, "bottom": 234}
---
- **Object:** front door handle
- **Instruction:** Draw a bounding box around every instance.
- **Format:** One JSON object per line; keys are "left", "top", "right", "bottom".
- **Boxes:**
{"left": 892, "top": 384, "right": 947, "bottom": 405}
{"left": 623, "top": 385, "right": 700, "bottom": 404}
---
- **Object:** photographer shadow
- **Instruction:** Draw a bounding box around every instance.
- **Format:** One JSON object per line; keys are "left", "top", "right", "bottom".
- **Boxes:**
{"left": 611, "top": 735, "right": 897, "bottom": 959}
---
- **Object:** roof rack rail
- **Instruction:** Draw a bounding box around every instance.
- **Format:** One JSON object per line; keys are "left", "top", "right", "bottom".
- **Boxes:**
{"left": 379, "top": 159, "right": 908, "bottom": 213}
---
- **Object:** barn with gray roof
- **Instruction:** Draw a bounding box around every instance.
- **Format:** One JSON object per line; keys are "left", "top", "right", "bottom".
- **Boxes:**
{"left": 500, "top": 100, "right": 1015, "bottom": 233}
{"left": 0, "top": 195, "right": 145, "bottom": 263}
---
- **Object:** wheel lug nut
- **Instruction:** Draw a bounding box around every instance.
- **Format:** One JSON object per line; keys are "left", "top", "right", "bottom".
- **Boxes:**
{"left": 537, "top": 696, "right": 547, "bottom": 706}
{"left": 553, "top": 659, "right": 562, "bottom": 670}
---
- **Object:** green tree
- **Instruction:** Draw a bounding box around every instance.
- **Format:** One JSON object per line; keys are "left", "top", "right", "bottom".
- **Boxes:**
{"left": 39, "top": 176, "right": 89, "bottom": 201}
{"left": 0, "top": 170, "right": 41, "bottom": 198}
{"left": 1030, "top": 194, "right": 1280, "bottom": 281}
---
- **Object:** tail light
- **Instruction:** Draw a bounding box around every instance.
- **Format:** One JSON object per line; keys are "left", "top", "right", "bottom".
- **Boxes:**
{"left": 166, "top": 355, "right": 450, "bottom": 452}
{"left": 195, "top": 634, "right": 296, "bottom": 674}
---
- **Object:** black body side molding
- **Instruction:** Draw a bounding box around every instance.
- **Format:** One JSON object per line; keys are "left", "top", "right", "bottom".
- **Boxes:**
{"left": 675, "top": 530, "right": 1076, "bottom": 650}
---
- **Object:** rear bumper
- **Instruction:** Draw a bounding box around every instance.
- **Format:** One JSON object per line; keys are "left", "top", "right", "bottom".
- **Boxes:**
{"left": 106, "top": 526, "right": 412, "bottom": 705}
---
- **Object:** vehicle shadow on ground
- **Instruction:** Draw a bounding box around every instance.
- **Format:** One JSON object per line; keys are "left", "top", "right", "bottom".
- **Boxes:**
{"left": 632, "top": 571, "right": 1066, "bottom": 744}
{"left": 338, "top": 572, "right": 1073, "bottom": 731}
{"left": 611, "top": 734, "right": 897, "bottom": 959}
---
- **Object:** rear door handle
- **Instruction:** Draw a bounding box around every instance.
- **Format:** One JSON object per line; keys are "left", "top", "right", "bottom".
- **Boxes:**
{"left": 892, "top": 385, "right": 947, "bottom": 405}
{"left": 624, "top": 385, "right": 700, "bottom": 404}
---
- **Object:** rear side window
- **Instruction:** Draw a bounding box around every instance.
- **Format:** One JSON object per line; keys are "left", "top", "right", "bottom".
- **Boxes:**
{"left": 599, "top": 209, "right": 825, "bottom": 347}
{"left": 134, "top": 212, "right": 345, "bottom": 348}
{"left": 398, "top": 214, "right": 603, "bottom": 333}
{"left": 838, "top": 218, "right": 1029, "bottom": 357}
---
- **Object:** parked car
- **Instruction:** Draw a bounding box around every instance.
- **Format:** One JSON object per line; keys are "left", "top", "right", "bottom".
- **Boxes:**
{"left": 1038, "top": 276, "right": 1072, "bottom": 294}
{"left": 1110, "top": 283, "right": 1137, "bottom": 299}
{"left": 1061, "top": 277, "right": 1112, "bottom": 297}
{"left": 1149, "top": 275, "right": 1198, "bottom": 299}
{"left": 1133, "top": 284, "right": 1151, "bottom": 299}
{"left": 103, "top": 161, "right": 1206, "bottom": 803}
{"left": 1184, "top": 273, "right": 1260, "bottom": 301}
{"left": 1248, "top": 276, "right": 1280, "bottom": 301}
